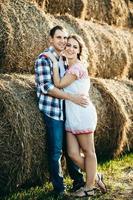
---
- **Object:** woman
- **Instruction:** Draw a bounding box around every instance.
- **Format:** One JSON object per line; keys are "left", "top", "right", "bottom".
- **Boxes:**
{"left": 44, "top": 35, "right": 106, "bottom": 197}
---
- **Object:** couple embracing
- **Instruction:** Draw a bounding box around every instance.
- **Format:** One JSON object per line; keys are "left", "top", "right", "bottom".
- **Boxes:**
{"left": 35, "top": 25, "right": 107, "bottom": 198}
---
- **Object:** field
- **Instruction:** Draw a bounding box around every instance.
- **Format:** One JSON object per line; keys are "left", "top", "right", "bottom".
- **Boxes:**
{"left": 2, "top": 153, "right": 133, "bottom": 200}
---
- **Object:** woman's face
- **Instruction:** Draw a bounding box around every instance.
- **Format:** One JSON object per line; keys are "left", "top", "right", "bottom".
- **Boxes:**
{"left": 65, "top": 38, "right": 80, "bottom": 60}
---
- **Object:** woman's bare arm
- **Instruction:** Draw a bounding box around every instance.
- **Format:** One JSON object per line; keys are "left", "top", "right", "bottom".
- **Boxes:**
{"left": 43, "top": 51, "right": 77, "bottom": 89}
{"left": 53, "top": 66, "right": 76, "bottom": 88}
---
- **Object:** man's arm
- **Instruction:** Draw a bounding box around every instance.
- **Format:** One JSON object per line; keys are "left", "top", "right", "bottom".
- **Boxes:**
{"left": 48, "top": 87, "right": 89, "bottom": 107}
{"left": 42, "top": 51, "right": 76, "bottom": 89}
{"left": 35, "top": 55, "right": 54, "bottom": 94}
{"left": 35, "top": 55, "right": 89, "bottom": 106}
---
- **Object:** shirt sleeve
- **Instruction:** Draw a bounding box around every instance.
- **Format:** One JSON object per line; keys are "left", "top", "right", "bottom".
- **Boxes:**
{"left": 67, "top": 64, "right": 85, "bottom": 79}
{"left": 35, "top": 56, "right": 54, "bottom": 94}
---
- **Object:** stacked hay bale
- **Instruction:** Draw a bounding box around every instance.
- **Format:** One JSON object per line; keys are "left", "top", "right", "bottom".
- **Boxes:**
{"left": 0, "top": 0, "right": 52, "bottom": 73}
{"left": 1, "top": 1, "right": 133, "bottom": 78}
{"left": 0, "top": 0, "right": 133, "bottom": 194}
{"left": 90, "top": 78, "right": 132, "bottom": 158}
{"left": 0, "top": 0, "right": 88, "bottom": 73}
{"left": 30, "top": 0, "right": 133, "bottom": 28}
{"left": 0, "top": 74, "right": 48, "bottom": 194}
{"left": 57, "top": 15, "right": 133, "bottom": 79}
{"left": 98, "top": 78, "right": 133, "bottom": 151}
{"left": 29, "top": 0, "right": 87, "bottom": 18}
{"left": 0, "top": 74, "right": 132, "bottom": 195}
{"left": 85, "top": 0, "right": 132, "bottom": 27}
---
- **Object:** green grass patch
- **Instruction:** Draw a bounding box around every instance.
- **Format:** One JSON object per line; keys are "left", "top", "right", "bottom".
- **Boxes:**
{"left": 2, "top": 153, "right": 133, "bottom": 200}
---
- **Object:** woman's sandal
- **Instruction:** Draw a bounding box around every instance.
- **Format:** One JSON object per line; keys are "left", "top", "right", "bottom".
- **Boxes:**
{"left": 96, "top": 173, "right": 107, "bottom": 194}
{"left": 72, "top": 187, "right": 96, "bottom": 197}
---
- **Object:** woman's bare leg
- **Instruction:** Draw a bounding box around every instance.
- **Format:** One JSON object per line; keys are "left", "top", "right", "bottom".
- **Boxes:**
{"left": 76, "top": 133, "right": 97, "bottom": 189}
{"left": 67, "top": 132, "right": 106, "bottom": 193}
{"left": 67, "top": 132, "right": 85, "bottom": 170}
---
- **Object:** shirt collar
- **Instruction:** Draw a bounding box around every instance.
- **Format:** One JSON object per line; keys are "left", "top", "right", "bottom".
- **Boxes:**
{"left": 48, "top": 46, "right": 60, "bottom": 61}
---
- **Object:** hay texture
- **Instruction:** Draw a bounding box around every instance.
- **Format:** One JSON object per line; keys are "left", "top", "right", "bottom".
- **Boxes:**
{"left": 0, "top": 0, "right": 88, "bottom": 74}
{"left": 44, "top": 0, "right": 87, "bottom": 19}
{"left": 34, "top": 0, "right": 45, "bottom": 7}
{"left": 1, "top": 1, "right": 133, "bottom": 79}
{"left": 85, "top": 0, "right": 132, "bottom": 28}
{"left": 28, "top": 0, "right": 47, "bottom": 11}
{"left": 0, "top": 0, "right": 52, "bottom": 73}
{"left": 0, "top": 74, "right": 47, "bottom": 194}
{"left": 0, "top": 74, "right": 132, "bottom": 193}
{"left": 57, "top": 15, "right": 133, "bottom": 79}
{"left": 98, "top": 78, "right": 133, "bottom": 151}
{"left": 30, "top": 0, "right": 87, "bottom": 18}
{"left": 32, "top": 0, "right": 133, "bottom": 28}
{"left": 90, "top": 78, "right": 131, "bottom": 158}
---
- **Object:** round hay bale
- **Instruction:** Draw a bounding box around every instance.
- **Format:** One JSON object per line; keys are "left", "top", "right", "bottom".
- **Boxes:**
{"left": 44, "top": 0, "right": 87, "bottom": 19}
{"left": 85, "top": 0, "right": 132, "bottom": 28}
{"left": 0, "top": 0, "right": 52, "bottom": 73}
{"left": 57, "top": 15, "right": 133, "bottom": 79}
{"left": 98, "top": 78, "right": 133, "bottom": 151}
{"left": 29, "top": 0, "right": 133, "bottom": 28}
{"left": 90, "top": 78, "right": 131, "bottom": 158}
{"left": 0, "top": 74, "right": 132, "bottom": 194}
{"left": 0, "top": 74, "right": 48, "bottom": 195}
{"left": 1, "top": 0, "right": 133, "bottom": 77}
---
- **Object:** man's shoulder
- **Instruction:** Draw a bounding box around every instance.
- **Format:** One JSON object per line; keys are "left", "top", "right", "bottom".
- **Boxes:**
{"left": 38, "top": 51, "right": 49, "bottom": 60}
{"left": 35, "top": 49, "right": 53, "bottom": 69}
{"left": 36, "top": 49, "right": 51, "bottom": 63}
{"left": 38, "top": 46, "right": 55, "bottom": 59}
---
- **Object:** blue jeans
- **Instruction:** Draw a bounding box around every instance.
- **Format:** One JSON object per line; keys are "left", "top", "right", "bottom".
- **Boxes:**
{"left": 43, "top": 114, "right": 84, "bottom": 193}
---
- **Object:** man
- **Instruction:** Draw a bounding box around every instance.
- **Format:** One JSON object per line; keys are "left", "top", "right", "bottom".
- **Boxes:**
{"left": 35, "top": 26, "right": 87, "bottom": 196}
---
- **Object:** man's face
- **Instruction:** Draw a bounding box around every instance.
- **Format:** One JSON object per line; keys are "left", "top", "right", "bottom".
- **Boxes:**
{"left": 50, "top": 29, "right": 68, "bottom": 53}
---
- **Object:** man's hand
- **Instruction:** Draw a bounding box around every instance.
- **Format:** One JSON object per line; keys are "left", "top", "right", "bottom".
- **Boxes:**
{"left": 69, "top": 94, "right": 90, "bottom": 107}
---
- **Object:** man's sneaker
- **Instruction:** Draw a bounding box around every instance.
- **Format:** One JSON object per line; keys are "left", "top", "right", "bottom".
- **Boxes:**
{"left": 70, "top": 180, "right": 85, "bottom": 192}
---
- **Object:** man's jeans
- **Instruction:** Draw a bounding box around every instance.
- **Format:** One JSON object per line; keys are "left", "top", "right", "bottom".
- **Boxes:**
{"left": 43, "top": 114, "right": 84, "bottom": 193}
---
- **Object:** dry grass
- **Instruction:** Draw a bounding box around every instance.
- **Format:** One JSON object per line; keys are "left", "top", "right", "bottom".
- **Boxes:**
{"left": 29, "top": 0, "right": 88, "bottom": 19}
{"left": 44, "top": 0, "right": 87, "bottom": 19}
{"left": 0, "top": 0, "right": 52, "bottom": 73}
{"left": 0, "top": 74, "right": 132, "bottom": 194}
{"left": 90, "top": 78, "right": 131, "bottom": 158}
{"left": 57, "top": 15, "right": 133, "bottom": 79}
{"left": 85, "top": 0, "right": 132, "bottom": 27}
{"left": 99, "top": 78, "right": 133, "bottom": 151}
{"left": 29, "top": 0, "right": 133, "bottom": 28}
{"left": 0, "top": 0, "right": 133, "bottom": 196}
{"left": 1, "top": 1, "right": 133, "bottom": 79}
{"left": 0, "top": 74, "right": 48, "bottom": 195}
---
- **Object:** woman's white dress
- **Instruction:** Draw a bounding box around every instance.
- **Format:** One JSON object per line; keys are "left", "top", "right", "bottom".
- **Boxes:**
{"left": 64, "top": 63, "right": 97, "bottom": 135}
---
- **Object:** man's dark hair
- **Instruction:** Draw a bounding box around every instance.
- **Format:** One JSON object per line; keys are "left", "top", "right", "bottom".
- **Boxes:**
{"left": 49, "top": 25, "right": 64, "bottom": 38}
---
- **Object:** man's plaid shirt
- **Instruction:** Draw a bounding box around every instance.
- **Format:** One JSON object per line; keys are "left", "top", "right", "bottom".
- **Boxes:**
{"left": 35, "top": 47, "right": 64, "bottom": 121}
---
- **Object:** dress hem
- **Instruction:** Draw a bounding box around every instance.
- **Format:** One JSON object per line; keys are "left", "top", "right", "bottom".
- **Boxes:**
{"left": 66, "top": 129, "right": 94, "bottom": 135}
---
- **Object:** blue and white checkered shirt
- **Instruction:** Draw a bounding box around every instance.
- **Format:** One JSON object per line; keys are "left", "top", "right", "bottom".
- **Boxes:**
{"left": 35, "top": 47, "right": 65, "bottom": 120}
